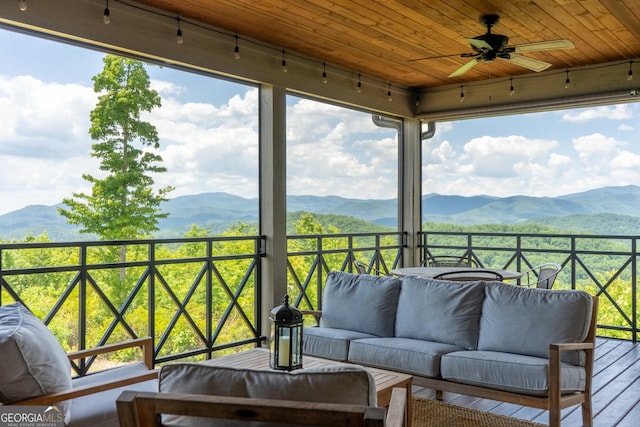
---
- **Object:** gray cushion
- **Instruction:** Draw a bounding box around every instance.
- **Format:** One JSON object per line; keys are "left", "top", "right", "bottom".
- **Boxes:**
{"left": 303, "top": 326, "right": 377, "bottom": 361}
{"left": 0, "top": 302, "right": 72, "bottom": 420}
{"left": 159, "top": 363, "right": 376, "bottom": 427}
{"left": 477, "top": 282, "right": 593, "bottom": 365}
{"left": 441, "top": 350, "right": 586, "bottom": 396}
{"left": 348, "top": 337, "right": 464, "bottom": 377}
{"left": 68, "top": 363, "right": 158, "bottom": 427}
{"left": 395, "top": 277, "right": 485, "bottom": 350}
{"left": 320, "top": 271, "right": 401, "bottom": 337}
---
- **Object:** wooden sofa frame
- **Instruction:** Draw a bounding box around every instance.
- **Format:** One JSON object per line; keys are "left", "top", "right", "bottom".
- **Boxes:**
{"left": 303, "top": 295, "right": 598, "bottom": 427}
{"left": 117, "top": 387, "right": 407, "bottom": 427}
{"left": 12, "top": 337, "right": 158, "bottom": 406}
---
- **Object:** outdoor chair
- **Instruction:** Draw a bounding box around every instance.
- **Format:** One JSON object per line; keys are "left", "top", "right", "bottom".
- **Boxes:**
{"left": 353, "top": 259, "right": 385, "bottom": 275}
{"left": 521, "top": 262, "right": 562, "bottom": 289}
{"left": 1, "top": 302, "right": 158, "bottom": 427}
{"left": 117, "top": 388, "right": 406, "bottom": 427}
{"left": 422, "top": 255, "right": 478, "bottom": 268}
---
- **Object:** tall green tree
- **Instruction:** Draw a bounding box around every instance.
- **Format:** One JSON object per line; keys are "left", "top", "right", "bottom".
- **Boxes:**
{"left": 59, "top": 55, "right": 173, "bottom": 242}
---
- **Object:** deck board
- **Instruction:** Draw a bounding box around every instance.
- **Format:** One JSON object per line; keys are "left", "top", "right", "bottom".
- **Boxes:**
{"left": 411, "top": 338, "right": 639, "bottom": 426}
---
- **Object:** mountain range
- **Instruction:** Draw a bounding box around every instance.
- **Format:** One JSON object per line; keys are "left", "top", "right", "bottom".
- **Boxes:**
{"left": 2, "top": 185, "right": 640, "bottom": 241}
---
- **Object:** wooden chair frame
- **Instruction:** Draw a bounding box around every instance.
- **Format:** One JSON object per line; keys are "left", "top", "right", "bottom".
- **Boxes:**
{"left": 12, "top": 337, "right": 158, "bottom": 406}
{"left": 117, "top": 387, "right": 406, "bottom": 427}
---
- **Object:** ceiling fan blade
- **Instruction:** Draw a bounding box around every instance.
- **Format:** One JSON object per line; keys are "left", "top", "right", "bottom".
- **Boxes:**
{"left": 448, "top": 58, "right": 480, "bottom": 77}
{"left": 500, "top": 54, "right": 552, "bottom": 72}
{"left": 514, "top": 39, "right": 574, "bottom": 52}
{"left": 466, "top": 38, "right": 492, "bottom": 51}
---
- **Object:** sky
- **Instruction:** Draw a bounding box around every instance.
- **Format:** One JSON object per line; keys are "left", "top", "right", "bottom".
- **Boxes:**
{"left": 0, "top": 28, "right": 639, "bottom": 216}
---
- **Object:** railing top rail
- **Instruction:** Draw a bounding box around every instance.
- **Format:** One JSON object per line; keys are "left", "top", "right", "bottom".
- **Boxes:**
{"left": 421, "top": 230, "right": 640, "bottom": 240}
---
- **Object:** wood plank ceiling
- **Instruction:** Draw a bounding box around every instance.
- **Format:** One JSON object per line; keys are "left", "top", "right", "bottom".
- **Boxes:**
{"left": 134, "top": 0, "right": 640, "bottom": 91}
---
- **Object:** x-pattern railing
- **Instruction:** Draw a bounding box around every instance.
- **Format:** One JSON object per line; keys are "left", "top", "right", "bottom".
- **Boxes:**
{"left": 0, "top": 236, "right": 266, "bottom": 372}
{"left": 286, "top": 232, "right": 405, "bottom": 311}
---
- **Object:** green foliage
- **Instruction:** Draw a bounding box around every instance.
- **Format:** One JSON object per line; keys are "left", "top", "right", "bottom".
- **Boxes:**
{"left": 58, "top": 55, "right": 174, "bottom": 240}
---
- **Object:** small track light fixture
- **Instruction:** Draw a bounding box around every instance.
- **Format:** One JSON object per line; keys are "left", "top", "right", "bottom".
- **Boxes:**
{"left": 628, "top": 61, "right": 633, "bottom": 81}
{"left": 176, "top": 17, "right": 183, "bottom": 44}
{"left": 18, "top": 0, "right": 27, "bottom": 11}
{"left": 459, "top": 85, "right": 465, "bottom": 103}
{"left": 387, "top": 83, "right": 393, "bottom": 102}
{"left": 509, "top": 78, "right": 514, "bottom": 96}
{"left": 281, "top": 50, "right": 287, "bottom": 72}
{"left": 322, "top": 63, "right": 328, "bottom": 83}
{"left": 356, "top": 73, "right": 362, "bottom": 93}
{"left": 103, "top": 0, "right": 111, "bottom": 24}
{"left": 234, "top": 35, "right": 240, "bottom": 59}
{"left": 564, "top": 70, "right": 570, "bottom": 88}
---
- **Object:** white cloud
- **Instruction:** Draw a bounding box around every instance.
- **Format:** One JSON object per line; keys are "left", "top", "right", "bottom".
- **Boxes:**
{"left": 618, "top": 123, "right": 634, "bottom": 131}
{"left": 562, "top": 104, "right": 632, "bottom": 122}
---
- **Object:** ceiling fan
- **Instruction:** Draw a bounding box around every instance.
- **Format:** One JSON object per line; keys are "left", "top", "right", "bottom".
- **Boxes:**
{"left": 447, "top": 14, "right": 574, "bottom": 78}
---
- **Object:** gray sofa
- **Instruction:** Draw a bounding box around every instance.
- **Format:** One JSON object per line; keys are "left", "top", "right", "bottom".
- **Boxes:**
{"left": 303, "top": 271, "right": 598, "bottom": 427}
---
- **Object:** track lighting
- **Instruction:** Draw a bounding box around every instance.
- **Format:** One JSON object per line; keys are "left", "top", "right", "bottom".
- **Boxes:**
{"left": 509, "top": 78, "right": 514, "bottom": 96}
{"left": 628, "top": 61, "right": 633, "bottom": 81}
{"left": 415, "top": 94, "right": 420, "bottom": 107}
{"left": 356, "top": 73, "right": 362, "bottom": 93}
{"left": 103, "top": 1, "right": 111, "bottom": 25}
{"left": 322, "top": 63, "right": 327, "bottom": 83}
{"left": 459, "top": 85, "right": 465, "bottom": 103}
{"left": 176, "top": 17, "right": 183, "bottom": 44}
{"left": 564, "top": 70, "right": 570, "bottom": 88}
{"left": 281, "top": 50, "right": 287, "bottom": 72}
{"left": 234, "top": 35, "right": 240, "bottom": 60}
{"left": 18, "top": 0, "right": 26, "bottom": 11}
{"left": 387, "top": 83, "right": 393, "bottom": 102}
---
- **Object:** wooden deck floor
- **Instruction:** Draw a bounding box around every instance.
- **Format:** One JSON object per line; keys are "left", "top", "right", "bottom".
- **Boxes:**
{"left": 411, "top": 338, "right": 640, "bottom": 426}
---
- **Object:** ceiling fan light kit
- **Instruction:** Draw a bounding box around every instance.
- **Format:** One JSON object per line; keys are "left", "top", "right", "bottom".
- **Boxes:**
{"left": 448, "top": 14, "right": 574, "bottom": 78}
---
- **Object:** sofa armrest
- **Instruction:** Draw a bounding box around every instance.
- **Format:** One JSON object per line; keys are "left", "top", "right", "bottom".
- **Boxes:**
{"left": 12, "top": 337, "right": 158, "bottom": 406}
{"left": 301, "top": 310, "right": 323, "bottom": 326}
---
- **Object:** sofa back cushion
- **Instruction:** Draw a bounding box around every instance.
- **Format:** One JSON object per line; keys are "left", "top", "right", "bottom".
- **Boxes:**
{"left": 478, "top": 282, "right": 593, "bottom": 365}
{"left": 320, "top": 271, "right": 401, "bottom": 337}
{"left": 395, "top": 277, "right": 486, "bottom": 350}
{"left": 0, "top": 303, "right": 72, "bottom": 422}
{"left": 159, "top": 363, "right": 376, "bottom": 426}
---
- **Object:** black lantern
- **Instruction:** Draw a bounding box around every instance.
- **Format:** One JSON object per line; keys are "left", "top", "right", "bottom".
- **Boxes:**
{"left": 269, "top": 294, "right": 303, "bottom": 371}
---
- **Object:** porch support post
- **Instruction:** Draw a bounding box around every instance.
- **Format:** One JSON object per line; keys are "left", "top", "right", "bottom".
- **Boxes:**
{"left": 259, "top": 84, "right": 288, "bottom": 340}
{"left": 400, "top": 118, "right": 422, "bottom": 267}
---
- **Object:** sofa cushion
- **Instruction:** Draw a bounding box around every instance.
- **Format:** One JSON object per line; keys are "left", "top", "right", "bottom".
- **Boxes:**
{"left": 395, "top": 277, "right": 485, "bottom": 350}
{"left": 159, "top": 363, "right": 376, "bottom": 427}
{"left": 320, "top": 271, "right": 401, "bottom": 337}
{"left": 441, "top": 350, "right": 586, "bottom": 396}
{"left": 303, "top": 326, "right": 377, "bottom": 361}
{"left": 0, "top": 302, "right": 72, "bottom": 420}
{"left": 477, "top": 282, "right": 593, "bottom": 365}
{"left": 348, "top": 337, "right": 464, "bottom": 378}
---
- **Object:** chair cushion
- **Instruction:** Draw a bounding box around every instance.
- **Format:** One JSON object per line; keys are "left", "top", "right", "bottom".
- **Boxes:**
{"left": 319, "top": 271, "right": 401, "bottom": 337}
{"left": 68, "top": 363, "right": 158, "bottom": 427}
{"left": 441, "top": 350, "right": 586, "bottom": 396}
{"left": 477, "top": 282, "right": 593, "bottom": 365}
{"left": 159, "top": 363, "right": 376, "bottom": 426}
{"left": 0, "top": 302, "right": 72, "bottom": 420}
{"left": 395, "top": 277, "right": 486, "bottom": 350}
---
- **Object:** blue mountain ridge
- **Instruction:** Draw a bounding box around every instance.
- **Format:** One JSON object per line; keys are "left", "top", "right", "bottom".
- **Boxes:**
{"left": 1, "top": 185, "right": 639, "bottom": 241}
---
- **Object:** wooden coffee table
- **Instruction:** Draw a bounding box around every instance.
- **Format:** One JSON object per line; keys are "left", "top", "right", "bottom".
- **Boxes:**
{"left": 205, "top": 347, "right": 412, "bottom": 427}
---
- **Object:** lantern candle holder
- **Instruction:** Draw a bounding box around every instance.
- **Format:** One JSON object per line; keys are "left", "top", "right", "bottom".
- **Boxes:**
{"left": 269, "top": 294, "right": 303, "bottom": 371}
